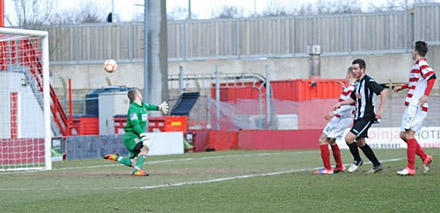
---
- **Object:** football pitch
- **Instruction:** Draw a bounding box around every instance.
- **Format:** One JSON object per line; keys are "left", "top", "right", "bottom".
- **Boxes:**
{"left": 0, "top": 149, "right": 439, "bottom": 212}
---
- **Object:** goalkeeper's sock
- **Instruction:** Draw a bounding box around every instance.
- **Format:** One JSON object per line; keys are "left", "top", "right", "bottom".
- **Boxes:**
{"left": 331, "top": 143, "right": 343, "bottom": 169}
{"left": 348, "top": 142, "right": 361, "bottom": 162}
{"left": 117, "top": 157, "right": 133, "bottom": 167}
{"left": 133, "top": 155, "right": 147, "bottom": 172}
{"left": 319, "top": 144, "right": 331, "bottom": 170}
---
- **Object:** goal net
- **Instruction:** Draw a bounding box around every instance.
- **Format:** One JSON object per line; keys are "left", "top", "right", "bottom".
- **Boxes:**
{"left": 0, "top": 28, "right": 51, "bottom": 171}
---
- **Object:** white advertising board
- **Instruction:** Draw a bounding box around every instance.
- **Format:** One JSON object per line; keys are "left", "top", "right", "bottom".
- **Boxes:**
{"left": 146, "top": 132, "right": 184, "bottom": 156}
{"left": 336, "top": 127, "right": 440, "bottom": 149}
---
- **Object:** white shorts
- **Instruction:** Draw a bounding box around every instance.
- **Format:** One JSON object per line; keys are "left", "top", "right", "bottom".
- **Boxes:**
{"left": 401, "top": 104, "right": 427, "bottom": 132}
{"left": 323, "top": 116, "right": 353, "bottom": 139}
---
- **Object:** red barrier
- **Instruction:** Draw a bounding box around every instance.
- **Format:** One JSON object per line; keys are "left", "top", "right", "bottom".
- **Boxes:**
{"left": 193, "top": 130, "right": 209, "bottom": 152}
{"left": 71, "top": 117, "right": 99, "bottom": 135}
{"left": 238, "top": 130, "right": 321, "bottom": 150}
{"left": 149, "top": 116, "right": 188, "bottom": 132}
{"left": 193, "top": 130, "right": 239, "bottom": 152}
{"left": 114, "top": 116, "right": 189, "bottom": 134}
{"left": 206, "top": 130, "right": 239, "bottom": 151}
{"left": 193, "top": 129, "right": 322, "bottom": 152}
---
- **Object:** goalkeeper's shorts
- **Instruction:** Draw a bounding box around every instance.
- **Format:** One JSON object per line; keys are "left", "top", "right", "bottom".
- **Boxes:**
{"left": 123, "top": 132, "right": 143, "bottom": 159}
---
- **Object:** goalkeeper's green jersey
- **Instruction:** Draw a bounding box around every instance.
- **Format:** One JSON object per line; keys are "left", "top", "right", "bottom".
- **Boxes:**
{"left": 124, "top": 101, "right": 159, "bottom": 136}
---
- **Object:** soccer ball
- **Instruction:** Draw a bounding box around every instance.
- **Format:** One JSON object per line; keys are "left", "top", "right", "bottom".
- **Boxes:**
{"left": 104, "top": 59, "right": 117, "bottom": 73}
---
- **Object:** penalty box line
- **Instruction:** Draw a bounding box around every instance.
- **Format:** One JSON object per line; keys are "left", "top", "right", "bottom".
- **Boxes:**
{"left": 138, "top": 158, "right": 404, "bottom": 190}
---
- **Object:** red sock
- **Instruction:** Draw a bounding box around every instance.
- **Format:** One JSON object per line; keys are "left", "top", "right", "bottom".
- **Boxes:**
{"left": 407, "top": 139, "right": 417, "bottom": 170}
{"left": 331, "top": 144, "right": 343, "bottom": 169}
{"left": 415, "top": 142, "right": 427, "bottom": 161}
{"left": 319, "top": 144, "right": 331, "bottom": 170}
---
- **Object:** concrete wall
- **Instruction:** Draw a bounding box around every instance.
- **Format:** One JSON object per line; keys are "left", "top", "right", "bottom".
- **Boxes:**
{"left": 51, "top": 46, "right": 440, "bottom": 99}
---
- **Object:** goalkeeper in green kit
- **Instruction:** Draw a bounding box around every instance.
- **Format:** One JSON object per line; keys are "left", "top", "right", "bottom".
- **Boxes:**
{"left": 104, "top": 89, "right": 169, "bottom": 176}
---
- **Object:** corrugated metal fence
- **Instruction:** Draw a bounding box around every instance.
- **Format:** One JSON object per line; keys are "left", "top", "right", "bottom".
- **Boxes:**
{"left": 42, "top": 4, "right": 440, "bottom": 64}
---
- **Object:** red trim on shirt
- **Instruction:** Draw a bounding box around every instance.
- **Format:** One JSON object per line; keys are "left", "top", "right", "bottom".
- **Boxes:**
{"left": 419, "top": 65, "right": 429, "bottom": 71}
{"left": 401, "top": 83, "right": 409, "bottom": 89}
{"left": 423, "top": 71, "right": 435, "bottom": 79}
{"left": 411, "top": 69, "right": 420, "bottom": 74}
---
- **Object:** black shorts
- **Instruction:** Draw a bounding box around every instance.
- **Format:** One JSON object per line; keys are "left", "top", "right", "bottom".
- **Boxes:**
{"left": 350, "top": 119, "right": 374, "bottom": 139}
{"left": 130, "top": 142, "right": 144, "bottom": 159}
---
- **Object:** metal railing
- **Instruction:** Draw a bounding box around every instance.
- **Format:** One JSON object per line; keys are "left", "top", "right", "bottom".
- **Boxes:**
{"left": 59, "top": 97, "right": 97, "bottom": 116}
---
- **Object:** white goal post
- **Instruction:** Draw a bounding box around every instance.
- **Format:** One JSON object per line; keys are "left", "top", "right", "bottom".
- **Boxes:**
{"left": 0, "top": 27, "right": 51, "bottom": 171}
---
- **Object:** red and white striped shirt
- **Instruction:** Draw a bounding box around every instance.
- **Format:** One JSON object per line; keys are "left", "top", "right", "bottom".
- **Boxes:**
{"left": 335, "top": 84, "right": 355, "bottom": 118}
{"left": 405, "top": 58, "right": 436, "bottom": 111}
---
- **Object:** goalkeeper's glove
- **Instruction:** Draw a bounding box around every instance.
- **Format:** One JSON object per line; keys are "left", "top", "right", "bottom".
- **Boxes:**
{"left": 158, "top": 101, "right": 169, "bottom": 114}
{"left": 142, "top": 136, "right": 153, "bottom": 148}
{"left": 139, "top": 133, "right": 153, "bottom": 148}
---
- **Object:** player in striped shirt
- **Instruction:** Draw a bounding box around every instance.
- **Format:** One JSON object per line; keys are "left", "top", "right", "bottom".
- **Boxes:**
{"left": 393, "top": 41, "right": 435, "bottom": 176}
{"left": 333, "top": 59, "right": 388, "bottom": 174}
{"left": 315, "top": 67, "right": 356, "bottom": 174}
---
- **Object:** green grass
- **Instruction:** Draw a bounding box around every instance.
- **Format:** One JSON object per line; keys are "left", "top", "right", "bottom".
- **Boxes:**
{"left": 0, "top": 149, "right": 439, "bottom": 212}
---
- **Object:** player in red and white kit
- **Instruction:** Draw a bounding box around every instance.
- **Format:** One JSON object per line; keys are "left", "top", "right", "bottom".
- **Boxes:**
{"left": 394, "top": 41, "right": 435, "bottom": 176}
{"left": 315, "top": 67, "right": 356, "bottom": 174}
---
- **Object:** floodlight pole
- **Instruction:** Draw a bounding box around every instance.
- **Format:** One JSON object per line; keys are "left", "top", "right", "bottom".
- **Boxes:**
{"left": 111, "top": 0, "right": 115, "bottom": 18}
{"left": 188, "top": 0, "right": 192, "bottom": 20}
{"left": 265, "top": 65, "right": 271, "bottom": 129}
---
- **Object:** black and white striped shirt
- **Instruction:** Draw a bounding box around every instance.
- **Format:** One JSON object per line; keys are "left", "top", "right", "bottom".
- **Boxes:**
{"left": 350, "top": 75, "right": 384, "bottom": 121}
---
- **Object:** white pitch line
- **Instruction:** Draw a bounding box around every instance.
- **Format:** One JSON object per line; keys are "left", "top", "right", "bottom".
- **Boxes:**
{"left": 0, "top": 158, "right": 404, "bottom": 192}
{"left": 139, "top": 168, "right": 316, "bottom": 190}
{"left": 138, "top": 158, "right": 404, "bottom": 190}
